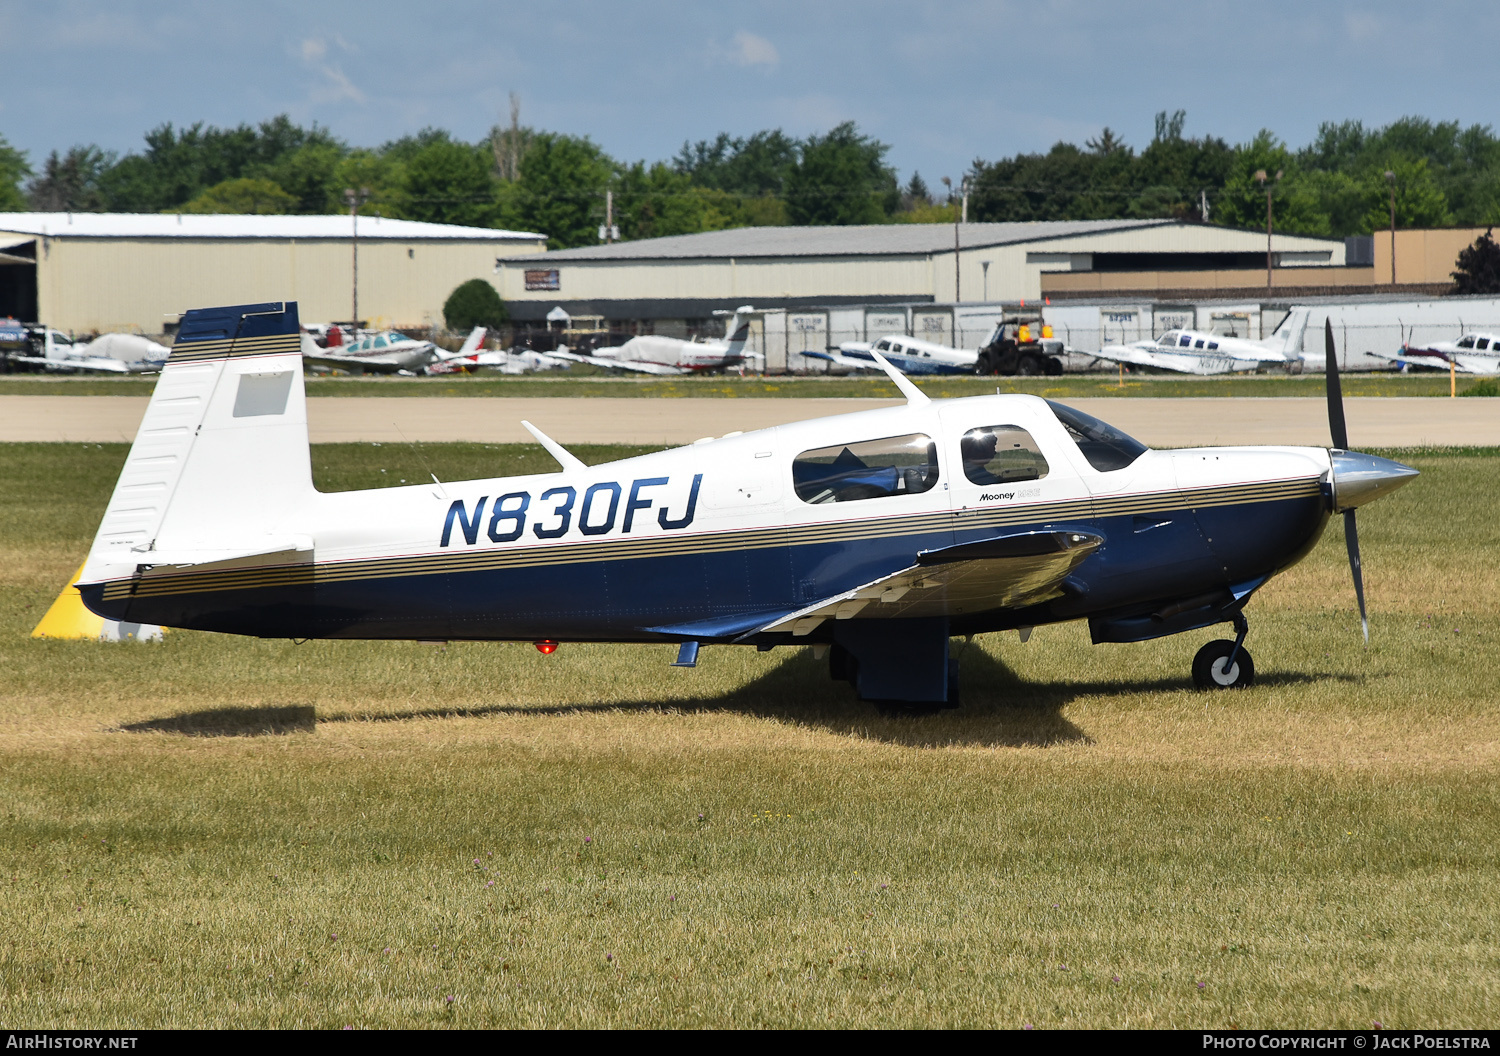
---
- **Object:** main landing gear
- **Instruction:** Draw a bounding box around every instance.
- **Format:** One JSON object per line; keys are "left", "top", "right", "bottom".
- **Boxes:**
{"left": 1192, "top": 613, "right": 1255, "bottom": 690}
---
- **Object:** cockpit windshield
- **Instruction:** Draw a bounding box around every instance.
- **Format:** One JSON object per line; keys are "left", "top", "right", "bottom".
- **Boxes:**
{"left": 1046, "top": 400, "right": 1148, "bottom": 473}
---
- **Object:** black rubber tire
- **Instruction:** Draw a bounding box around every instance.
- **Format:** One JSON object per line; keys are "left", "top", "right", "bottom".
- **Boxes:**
{"left": 1192, "top": 639, "right": 1255, "bottom": 689}
{"left": 1043, "top": 356, "right": 1064, "bottom": 376}
{"left": 996, "top": 345, "right": 1021, "bottom": 375}
{"left": 975, "top": 349, "right": 998, "bottom": 376}
{"left": 828, "top": 643, "right": 857, "bottom": 684}
{"left": 1017, "top": 355, "right": 1044, "bottom": 376}
{"left": 945, "top": 657, "right": 961, "bottom": 709}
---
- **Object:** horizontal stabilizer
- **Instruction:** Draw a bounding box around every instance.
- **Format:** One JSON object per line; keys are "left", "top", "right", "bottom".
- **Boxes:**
{"left": 125, "top": 535, "right": 314, "bottom": 569}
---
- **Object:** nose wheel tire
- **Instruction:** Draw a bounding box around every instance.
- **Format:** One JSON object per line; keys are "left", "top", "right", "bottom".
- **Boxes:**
{"left": 1192, "top": 639, "right": 1255, "bottom": 689}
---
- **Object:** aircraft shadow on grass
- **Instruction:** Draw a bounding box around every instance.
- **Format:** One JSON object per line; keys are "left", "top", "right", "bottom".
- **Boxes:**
{"left": 117, "top": 648, "right": 1353, "bottom": 749}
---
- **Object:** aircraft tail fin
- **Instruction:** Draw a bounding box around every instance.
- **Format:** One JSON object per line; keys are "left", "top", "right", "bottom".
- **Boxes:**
{"left": 434, "top": 326, "right": 488, "bottom": 361}
{"left": 1260, "top": 306, "right": 1311, "bottom": 357}
{"left": 722, "top": 305, "right": 755, "bottom": 356}
{"left": 80, "top": 301, "right": 315, "bottom": 587}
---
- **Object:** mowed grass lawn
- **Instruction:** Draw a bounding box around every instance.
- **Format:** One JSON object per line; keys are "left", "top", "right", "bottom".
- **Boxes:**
{"left": 1, "top": 442, "right": 1497, "bottom": 1029}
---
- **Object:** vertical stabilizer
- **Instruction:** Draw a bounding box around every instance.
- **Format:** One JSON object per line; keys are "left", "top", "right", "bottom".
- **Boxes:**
{"left": 722, "top": 305, "right": 755, "bottom": 356}
{"left": 80, "top": 302, "right": 314, "bottom": 586}
{"left": 1262, "top": 306, "right": 1311, "bottom": 358}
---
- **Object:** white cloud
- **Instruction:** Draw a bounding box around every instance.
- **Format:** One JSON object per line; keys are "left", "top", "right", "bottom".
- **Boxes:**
{"left": 297, "top": 35, "right": 365, "bottom": 105}
{"left": 731, "top": 30, "right": 778, "bottom": 68}
{"left": 300, "top": 37, "right": 327, "bottom": 62}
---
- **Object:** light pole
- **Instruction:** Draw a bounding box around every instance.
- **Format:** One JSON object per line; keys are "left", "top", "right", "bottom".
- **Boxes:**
{"left": 941, "top": 176, "right": 968, "bottom": 302}
{"left": 344, "top": 186, "right": 372, "bottom": 329}
{"left": 1254, "top": 169, "right": 1282, "bottom": 295}
{"left": 1385, "top": 170, "right": 1397, "bottom": 287}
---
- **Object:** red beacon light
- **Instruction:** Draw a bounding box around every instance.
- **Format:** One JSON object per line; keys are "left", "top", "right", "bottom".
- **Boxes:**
{"left": 534, "top": 639, "right": 558, "bottom": 655}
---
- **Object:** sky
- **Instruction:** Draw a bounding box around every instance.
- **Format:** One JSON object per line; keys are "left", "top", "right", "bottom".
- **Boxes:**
{"left": 2, "top": 0, "right": 1497, "bottom": 185}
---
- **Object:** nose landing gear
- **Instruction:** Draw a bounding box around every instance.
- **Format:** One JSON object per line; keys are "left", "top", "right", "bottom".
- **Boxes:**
{"left": 1192, "top": 613, "right": 1255, "bottom": 689}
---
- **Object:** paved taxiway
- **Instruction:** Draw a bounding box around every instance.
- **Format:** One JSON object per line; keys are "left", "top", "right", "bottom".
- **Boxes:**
{"left": 0, "top": 395, "right": 1494, "bottom": 448}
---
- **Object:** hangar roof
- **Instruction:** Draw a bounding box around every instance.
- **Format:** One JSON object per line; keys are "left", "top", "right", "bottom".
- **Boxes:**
{"left": 0, "top": 212, "right": 544, "bottom": 242}
{"left": 502, "top": 219, "right": 1196, "bottom": 262}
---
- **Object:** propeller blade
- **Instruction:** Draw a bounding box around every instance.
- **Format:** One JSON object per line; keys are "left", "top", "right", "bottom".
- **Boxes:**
{"left": 1325, "top": 318, "right": 1348, "bottom": 450}
{"left": 1344, "top": 509, "right": 1368, "bottom": 643}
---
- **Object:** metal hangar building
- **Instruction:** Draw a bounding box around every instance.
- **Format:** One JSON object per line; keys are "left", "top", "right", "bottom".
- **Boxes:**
{"left": 494, "top": 219, "right": 1346, "bottom": 336}
{"left": 0, "top": 212, "right": 547, "bottom": 335}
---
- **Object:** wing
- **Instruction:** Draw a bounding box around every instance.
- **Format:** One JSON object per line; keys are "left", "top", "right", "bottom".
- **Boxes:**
{"left": 797, "top": 349, "right": 883, "bottom": 373}
{"left": 8, "top": 354, "right": 131, "bottom": 374}
{"left": 1451, "top": 354, "right": 1500, "bottom": 375}
{"left": 746, "top": 529, "right": 1102, "bottom": 638}
{"left": 1092, "top": 344, "right": 1259, "bottom": 376}
{"left": 545, "top": 348, "right": 688, "bottom": 375}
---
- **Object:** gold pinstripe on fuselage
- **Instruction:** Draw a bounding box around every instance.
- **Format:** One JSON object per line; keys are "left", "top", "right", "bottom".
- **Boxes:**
{"left": 99, "top": 476, "right": 1323, "bottom": 602}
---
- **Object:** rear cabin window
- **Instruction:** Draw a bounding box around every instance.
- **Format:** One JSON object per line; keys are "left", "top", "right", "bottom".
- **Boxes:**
{"left": 1479, "top": 338, "right": 1491, "bottom": 350}
{"left": 793, "top": 433, "right": 939, "bottom": 504}
{"left": 1179, "top": 334, "right": 1193, "bottom": 347}
{"left": 961, "top": 426, "right": 1049, "bottom": 485}
{"left": 1046, "top": 400, "right": 1148, "bottom": 473}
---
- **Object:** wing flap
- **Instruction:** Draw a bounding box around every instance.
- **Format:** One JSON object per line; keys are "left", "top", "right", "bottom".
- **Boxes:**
{"left": 749, "top": 530, "right": 1101, "bottom": 636}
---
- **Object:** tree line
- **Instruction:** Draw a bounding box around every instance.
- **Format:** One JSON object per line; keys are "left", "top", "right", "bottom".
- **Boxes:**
{"left": 0, "top": 109, "right": 1498, "bottom": 249}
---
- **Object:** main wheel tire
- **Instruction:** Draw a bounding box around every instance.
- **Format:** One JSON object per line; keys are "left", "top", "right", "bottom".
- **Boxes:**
{"left": 1192, "top": 640, "right": 1255, "bottom": 689}
{"left": 829, "top": 643, "right": 857, "bottom": 685}
{"left": 1043, "top": 356, "right": 1064, "bottom": 376}
{"left": 996, "top": 346, "right": 1021, "bottom": 375}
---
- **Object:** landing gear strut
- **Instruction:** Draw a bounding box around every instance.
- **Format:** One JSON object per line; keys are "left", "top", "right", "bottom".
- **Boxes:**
{"left": 1192, "top": 613, "right": 1255, "bottom": 690}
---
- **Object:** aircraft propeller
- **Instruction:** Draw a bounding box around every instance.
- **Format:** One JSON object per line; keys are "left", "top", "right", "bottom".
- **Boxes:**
{"left": 1325, "top": 319, "right": 1368, "bottom": 641}
{"left": 1323, "top": 319, "right": 1420, "bottom": 643}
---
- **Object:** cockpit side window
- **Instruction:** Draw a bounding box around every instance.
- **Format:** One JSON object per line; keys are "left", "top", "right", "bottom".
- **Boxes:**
{"left": 1478, "top": 337, "right": 1491, "bottom": 350}
{"left": 1458, "top": 335, "right": 1476, "bottom": 348}
{"left": 1159, "top": 331, "right": 1179, "bottom": 347}
{"left": 793, "top": 433, "right": 939, "bottom": 504}
{"left": 1046, "top": 400, "right": 1148, "bottom": 473}
{"left": 960, "top": 425, "right": 1049, "bottom": 485}
{"left": 1179, "top": 334, "right": 1193, "bottom": 347}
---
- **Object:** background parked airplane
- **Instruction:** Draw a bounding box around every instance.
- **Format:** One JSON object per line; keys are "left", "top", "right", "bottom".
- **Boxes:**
{"left": 546, "top": 306, "right": 761, "bottom": 375}
{"left": 9, "top": 327, "right": 170, "bottom": 374}
{"left": 301, "top": 325, "right": 486, "bottom": 374}
{"left": 1396, "top": 331, "right": 1500, "bottom": 375}
{"left": 802, "top": 333, "right": 978, "bottom": 375}
{"left": 1093, "top": 307, "right": 1313, "bottom": 375}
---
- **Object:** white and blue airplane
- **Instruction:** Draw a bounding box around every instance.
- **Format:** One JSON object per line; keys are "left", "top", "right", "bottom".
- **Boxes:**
{"left": 71, "top": 301, "right": 1415, "bottom": 709}
{"left": 802, "top": 334, "right": 978, "bottom": 376}
{"left": 1094, "top": 308, "right": 1314, "bottom": 375}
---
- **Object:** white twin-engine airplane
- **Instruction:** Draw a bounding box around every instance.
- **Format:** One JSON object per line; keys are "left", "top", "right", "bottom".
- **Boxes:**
{"left": 546, "top": 306, "right": 761, "bottom": 376}
{"left": 1094, "top": 308, "right": 1314, "bottom": 376}
{"left": 301, "top": 325, "right": 487, "bottom": 375}
{"left": 1396, "top": 332, "right": 1500, "bottom": 375}
{"left": 75, "top": 301, "right": 1416, "bottom": 710}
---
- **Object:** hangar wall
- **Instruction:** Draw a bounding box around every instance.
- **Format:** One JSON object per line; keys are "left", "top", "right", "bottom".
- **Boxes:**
{"left": 25, "top": 236, "right": 542, "bottom": 334}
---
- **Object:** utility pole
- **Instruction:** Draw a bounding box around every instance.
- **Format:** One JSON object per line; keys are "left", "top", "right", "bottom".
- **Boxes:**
{"left": 1254, "top": 169, "right": 1281, "bottom": 295}
{"left": 343, "top": 186, "right": 372, "bottom": 329}
{"left": 942, "top": 176, "right": 967, "bottom": 302}
{"left": 598, "top": 188, "right": 619, "bottom": 243}
{"left": 1385, "top": 170, "right": 1397, "bottom": 287}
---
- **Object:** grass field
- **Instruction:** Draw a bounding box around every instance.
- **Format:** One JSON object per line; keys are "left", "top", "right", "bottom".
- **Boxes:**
{"left": 1, "top": 442, "right": 1497, "bottom": 1028}
{"left": 0, "top": 370, "right": 1481, "bottom": 400}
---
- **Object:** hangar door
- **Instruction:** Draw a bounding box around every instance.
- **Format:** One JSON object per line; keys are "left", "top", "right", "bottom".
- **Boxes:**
{"left": 0, "top": 241, "right": 37, "bottom": 322}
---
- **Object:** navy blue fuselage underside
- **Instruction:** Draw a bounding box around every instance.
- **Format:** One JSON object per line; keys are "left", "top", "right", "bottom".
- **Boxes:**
{"left": 81, "top": 494, "right": 1328, "bottom": 642}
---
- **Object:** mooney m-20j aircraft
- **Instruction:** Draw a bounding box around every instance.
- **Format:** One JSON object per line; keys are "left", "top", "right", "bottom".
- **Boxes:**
{"left": 547, "top": 307, "right": 760, "bottom": 375}
{"left": 74, "top": 302, "right": 1416, "bottom": 709}
{"left": 1094, "top": 308, "right": 1314, "bottom": 375}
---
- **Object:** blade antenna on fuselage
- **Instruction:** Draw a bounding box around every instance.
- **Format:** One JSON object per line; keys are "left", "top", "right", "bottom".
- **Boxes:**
{"left": 521, "top": 420, "right": 587, "bottom": 473}
{"left": 869, "top": 350, "right": 930, "bottom": 406}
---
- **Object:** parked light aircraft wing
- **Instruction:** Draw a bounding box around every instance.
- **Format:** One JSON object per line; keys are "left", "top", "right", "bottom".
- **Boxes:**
{"left": 797, "top": 349, "right": 882, "bottom": 373}
{"left": 10, "top": 354, "right": 133, "bottom": 374}
{"left": 743, "top": 529, "right": 1102, "bottom": 638}
{"left": 1090, "top": 343, "right": 1283, "bottom": 375}
{"left": 544, "top": 348, "right": 689, "bottom": 375}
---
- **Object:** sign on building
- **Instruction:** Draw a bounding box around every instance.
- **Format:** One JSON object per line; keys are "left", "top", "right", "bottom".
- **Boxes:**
{"left": 912, "top": 309, "right": 953, "bottom": 346}
{"left": 525, "top": 269, "right": 560, "bottom": 291}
